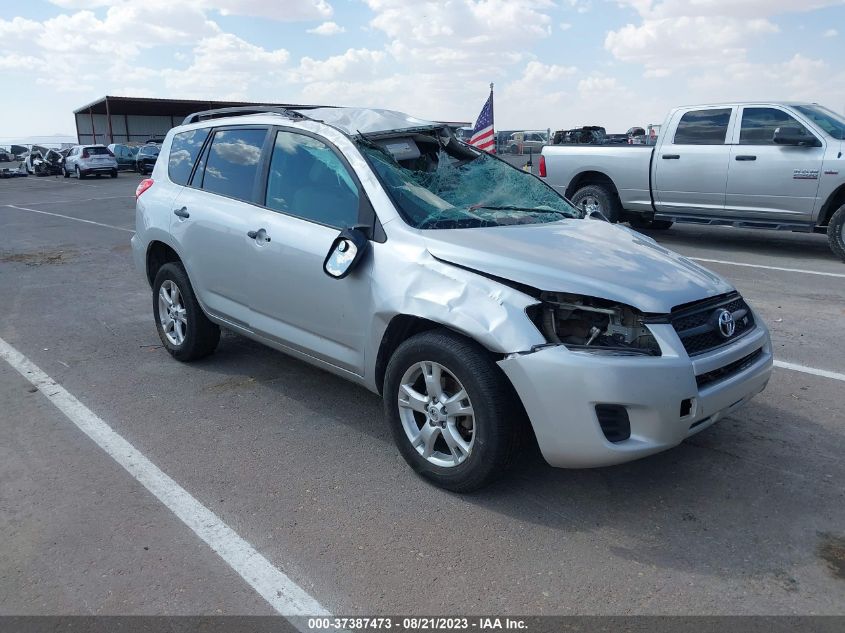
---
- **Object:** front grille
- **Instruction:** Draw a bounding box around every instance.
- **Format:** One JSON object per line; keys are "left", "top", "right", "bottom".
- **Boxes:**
{"left": 670, "top": 293, "right": 755, "bottom": 356}
{"left": 695, "top": 347, "right": 764, "bottom": 389}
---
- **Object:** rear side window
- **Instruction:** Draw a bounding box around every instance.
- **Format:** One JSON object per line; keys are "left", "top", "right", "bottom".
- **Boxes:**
{"left": 673, "top": 109, "right": 731, "bottom": 145}
{"left": 168, "top": 129, "right": 210, "bottom": 185}
{"left": 198, "top": 128, "right": 267, "bottom": 202}
{"left": 264, "top": 130, "right": 359, "bottom": 228}
{"left": 739, "top": 108, "right": 811, "bottom": 145}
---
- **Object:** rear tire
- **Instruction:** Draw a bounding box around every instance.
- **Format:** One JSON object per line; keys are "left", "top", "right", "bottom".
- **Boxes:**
{"left": 111, "top": 170, "right": 118, "bottom": 178}
{"left": 571, "top": 183, "right": 621, "bottom": 223}
{"left": 152, "top": 263, "right": 220, "bottom": 362}
{"left": 75, "top": 166, "right": 84, "bottom": 180}
{"left": 827, "top": 204, "right": 845, "bottom": 262}
{"left": 383, "top": 330, "right": 522, "bottom": 492}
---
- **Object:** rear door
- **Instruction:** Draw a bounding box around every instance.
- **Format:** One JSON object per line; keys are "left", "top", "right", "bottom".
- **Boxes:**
{"left": 654, "top": 107, "right": 735, "bottom": 215}
{"left": 724, "top": 106, "right": 824, "bottom": 222}
{"left": 168, "top": 126, "right": 269, "bottom": 327}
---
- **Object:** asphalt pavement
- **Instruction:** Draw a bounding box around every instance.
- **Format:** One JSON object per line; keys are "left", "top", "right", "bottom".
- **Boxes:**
{"left": 1, "top": 172, "right": 843, "bottom": 616}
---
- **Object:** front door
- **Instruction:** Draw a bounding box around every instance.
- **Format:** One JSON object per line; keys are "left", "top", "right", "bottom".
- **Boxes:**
{"left": 724, "top": 106, "right": 824, "bottom": 222}
{"left": 246, "top": 129, "right": 373, "bottom": 375}
{"left": 654, "top": 107, "right": 734, "bottom": 215}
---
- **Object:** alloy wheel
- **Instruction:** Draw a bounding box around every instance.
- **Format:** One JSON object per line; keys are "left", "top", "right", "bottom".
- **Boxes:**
{"left": 397, "top": 361, "right": 475, "bottom": 468}
{"left": 158, "top": 280, "right": 187, "bottom": 346}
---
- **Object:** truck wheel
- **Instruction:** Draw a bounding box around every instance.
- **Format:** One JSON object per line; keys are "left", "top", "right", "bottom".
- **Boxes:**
{"left": 571, "top": 184, "right": 621, "bottom": 223}
{"left": 383, "top": 330, "right": 522, "bottom": 492}
{"left": 828, "top": 204, "right": 845, "bottom": 262}
{"left": 628, "top": 216, "right": 673, "bottom": 230}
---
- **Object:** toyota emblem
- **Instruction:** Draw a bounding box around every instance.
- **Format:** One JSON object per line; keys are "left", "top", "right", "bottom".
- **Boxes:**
{"left": 716, "top": 309, "right": 736, "bottom": 339}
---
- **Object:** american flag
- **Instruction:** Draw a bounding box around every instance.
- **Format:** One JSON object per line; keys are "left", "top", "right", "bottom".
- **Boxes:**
{"left": 469, "top": 86, "right": 495, "bottom": 153}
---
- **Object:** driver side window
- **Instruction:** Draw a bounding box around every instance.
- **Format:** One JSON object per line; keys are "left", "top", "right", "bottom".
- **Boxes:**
{"left": 264, "top": 131, "right": 359, "bottom": 229}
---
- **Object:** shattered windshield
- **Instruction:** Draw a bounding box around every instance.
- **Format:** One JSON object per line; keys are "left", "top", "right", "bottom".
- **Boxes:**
{"left": 359, "top": 140, "right": 580, "bottom": 229}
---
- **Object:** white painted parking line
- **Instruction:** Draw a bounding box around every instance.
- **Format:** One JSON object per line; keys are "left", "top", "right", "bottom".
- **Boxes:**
{"left": 774, "top": 360, "right": 845, "bottom": 382}
{"left": 0, "top": 336, "right": 330, "bottom": 620}
{"left": 9, "top": 195, "right": 133, "bottom": 206}
{"left": 5, "top": 204, "right": 134, "bottom": 233}
{"left": 690, "top": 257, "right": 845, "bottom": 279}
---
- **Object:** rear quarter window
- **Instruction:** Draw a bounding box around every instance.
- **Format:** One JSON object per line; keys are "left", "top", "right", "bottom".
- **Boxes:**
{"left": 673, "top": 109, "right": 732, "bottom": 145}
{"left": 168, "top": 129, "right": 210, "bottom": 185}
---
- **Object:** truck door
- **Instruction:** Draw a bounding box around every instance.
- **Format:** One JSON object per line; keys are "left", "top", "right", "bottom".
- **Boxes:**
{"left": 724, "top": 106, "right": 824, "bottom": 224}
{"left": 653, "top": 107, "right": 734, "bottom": 216}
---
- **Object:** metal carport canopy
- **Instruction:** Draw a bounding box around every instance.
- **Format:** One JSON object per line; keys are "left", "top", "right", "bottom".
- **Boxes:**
{"left": 73, "top": 96, "right": 325, "bottom": 145}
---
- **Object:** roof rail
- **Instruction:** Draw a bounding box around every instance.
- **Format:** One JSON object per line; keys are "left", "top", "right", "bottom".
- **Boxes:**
{"left": 181, "top": 106, "right": 322, "bottom": 126}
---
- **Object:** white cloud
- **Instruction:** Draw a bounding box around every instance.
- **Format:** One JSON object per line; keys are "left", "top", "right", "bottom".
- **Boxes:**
{"left": 560, "top": 22, "right": 572, "bottom": 31}
{"left": 824, "top": 28, "right": 838, "bottom": 37}
{"left": 307, "top": 21, "right": 345, "bottom": 35}
{"left": 606, "top": 16, "right": 778, "bottom": 76}
{"left": 163, "top": 33, "right": 290, "bottom": 98}
{"left": 209, "top": 0, "right": 333, "bottom": 21}
{"left": 49, "top": 0, "right": 334, "bottom": 22}
{"left": 292, "top": 48, "right": 384, "bottom": 83}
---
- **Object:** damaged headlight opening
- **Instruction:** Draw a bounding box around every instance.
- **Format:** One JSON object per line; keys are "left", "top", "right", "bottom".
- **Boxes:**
{"left": 536, "top": 293, "right": 661, "bottom": 356}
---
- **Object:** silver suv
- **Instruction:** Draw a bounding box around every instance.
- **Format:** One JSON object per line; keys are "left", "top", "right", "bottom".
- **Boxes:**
{"left": 63, "top": 144, "right": 119, "bottom": 179}
{"left": 131, "top": 106, "right": 773, "bottom": 491}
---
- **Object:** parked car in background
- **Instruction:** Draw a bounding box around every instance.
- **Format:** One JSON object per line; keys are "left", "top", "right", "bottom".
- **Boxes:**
{"left": 108, "top": 143, "right": 139, "bottom": 170}
{"left": 540, "top": 101, "right": 845, "bottom": 261}
{"left": 506, "top": 131, "right": 547, "bottom": 154}
{"left": 22, "top": 145, "right": 64, "bottom": 176}
{"left": 0, "top": 147, "right": 14, "bottom": 162}
{"left": 63, "top": 144, "right": 118, "bottom": 179}
{"left": 131, "top": 105, "right": 772, "bottom": 491}
{"left": 551, "top": 126, "right": 607, "bottom": 145}
{"left": 135, "top": 144, "right": 160, "bottom": 174}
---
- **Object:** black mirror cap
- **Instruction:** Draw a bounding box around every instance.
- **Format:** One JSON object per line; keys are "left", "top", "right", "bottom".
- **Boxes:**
{"left": 773, "top": 126, "right": 821, "bottom": 147}
{"left": 323, "top": 226, "right": 369, "bottom": 279}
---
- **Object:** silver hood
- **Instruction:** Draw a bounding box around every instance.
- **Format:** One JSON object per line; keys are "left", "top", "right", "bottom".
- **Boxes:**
{"left": 422, "top": 218, "right": 734, "bottom": 314}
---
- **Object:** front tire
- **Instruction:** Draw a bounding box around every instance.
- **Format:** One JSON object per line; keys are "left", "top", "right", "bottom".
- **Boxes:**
{"left": 571, "top": 183, "right": 621, "bottom": 223}
{"left": 152, "top": 263, "right": 220, "bottom": 362}
{"left": 828, "top": 204, "right": 845, "bottom": 262}
{"left": 62, "top": 166, "right": 69, "bottom": 178}
{"left": 383, "top": 330, "right": 521, "bottom": 492}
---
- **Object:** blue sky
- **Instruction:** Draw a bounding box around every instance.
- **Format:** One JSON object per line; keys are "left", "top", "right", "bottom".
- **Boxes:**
{"left": 1, "top": 0, "right": 843, "bottom": 139}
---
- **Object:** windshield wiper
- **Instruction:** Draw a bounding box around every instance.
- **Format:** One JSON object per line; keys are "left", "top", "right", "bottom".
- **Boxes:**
{"left": 471, "top": 205, "right": 576, "bottom": 217}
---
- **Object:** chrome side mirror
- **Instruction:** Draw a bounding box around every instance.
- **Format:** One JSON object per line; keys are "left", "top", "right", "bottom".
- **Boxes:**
{"left": 323, "top": 227, "right": 368, "bottom": 279}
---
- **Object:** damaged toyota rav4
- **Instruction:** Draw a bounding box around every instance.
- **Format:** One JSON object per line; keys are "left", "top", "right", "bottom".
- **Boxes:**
{"left": 131, "top": 106, "right": 773, "bottom": 492}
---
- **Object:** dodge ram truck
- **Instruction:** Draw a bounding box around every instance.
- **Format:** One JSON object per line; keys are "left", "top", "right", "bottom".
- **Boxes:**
{"left": 540, "top": 102, "right": 845, "bottom": 261}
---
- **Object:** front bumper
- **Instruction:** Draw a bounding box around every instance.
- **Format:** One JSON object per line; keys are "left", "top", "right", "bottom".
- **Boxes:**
{"left": 498, "top": 321, "right": 773, "bottom": 468}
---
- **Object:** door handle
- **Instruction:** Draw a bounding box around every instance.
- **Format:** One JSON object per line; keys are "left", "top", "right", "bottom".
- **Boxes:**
{"left": 247, "top": 229, "right": 271, "bottom": 243}
{"left": 735, "top": 155, "right": 757, "bottom": 161}
{"left": 662, "top": 154, "right": 680, "bottom": 160}
{"left": 173, "top": 207, "right": 190, "bottom": 218}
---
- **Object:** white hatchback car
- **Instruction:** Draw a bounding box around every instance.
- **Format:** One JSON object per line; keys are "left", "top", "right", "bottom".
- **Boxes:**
{"left": 131, "top": 106, "right": 773, "bottom": 491}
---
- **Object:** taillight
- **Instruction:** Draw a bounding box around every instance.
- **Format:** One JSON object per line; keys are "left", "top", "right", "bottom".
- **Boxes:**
{"left": 538, "top": 154, "right": 547, "bottom": 178}
{"left": 135, "top": 178, "right": 154, "bottom": 199}
{"left": 82, "top": 150, "right": 89, "bottom": 158}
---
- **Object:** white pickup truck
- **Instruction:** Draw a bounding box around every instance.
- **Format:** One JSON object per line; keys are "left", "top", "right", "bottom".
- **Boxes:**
{"left": 540, "top": 102, "right": 845, "bottom": 261}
